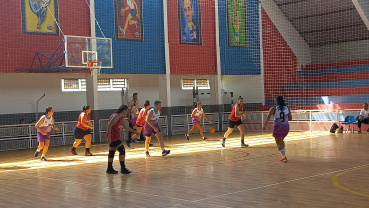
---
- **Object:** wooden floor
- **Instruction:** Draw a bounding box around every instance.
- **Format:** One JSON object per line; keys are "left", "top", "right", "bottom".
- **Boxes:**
{"left": 1, "top": 131, "right": 369, "bottom": 208}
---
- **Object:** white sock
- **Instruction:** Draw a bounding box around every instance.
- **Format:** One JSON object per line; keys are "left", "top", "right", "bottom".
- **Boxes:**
{"left": 161, "top": 147, "right": 165, "bottom": 152}
{"left": 202, "top": 137, "right": 205, "bottom": 139}
{"left": 279, "top": 148, "right": 286, "bottom": 158}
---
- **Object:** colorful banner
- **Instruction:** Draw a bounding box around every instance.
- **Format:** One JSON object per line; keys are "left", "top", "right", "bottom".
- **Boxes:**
{"left": 178, "top": 0, "right": 202, "bottom": 45}
{"left": 21, "top": 0, "right": 59, "bottom": 36}
{"left": 115, "top": 0, "right": 143, "bottom": 41}
{"left": 227, "top": 0, "right": 247, "bottom": 47}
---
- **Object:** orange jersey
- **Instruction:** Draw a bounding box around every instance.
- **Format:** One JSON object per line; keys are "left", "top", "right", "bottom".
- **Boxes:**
{"left": 228, "top": 103, "right": 243, "bottom": 122}
{"left": 136, "top": 108, "right": 147, "bottom": 126}
{"left": 76, "top": 112, "right": 90, "bottom": 130}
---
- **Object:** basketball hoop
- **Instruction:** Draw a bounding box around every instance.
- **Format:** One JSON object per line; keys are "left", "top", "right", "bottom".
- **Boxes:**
{"left": 87, "top": 60, "right": 102, "bottom": 76}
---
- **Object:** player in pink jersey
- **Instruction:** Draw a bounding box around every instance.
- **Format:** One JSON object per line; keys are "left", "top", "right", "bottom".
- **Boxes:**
{"left": 263, "top": 96, "right": 292, "bottom": 162}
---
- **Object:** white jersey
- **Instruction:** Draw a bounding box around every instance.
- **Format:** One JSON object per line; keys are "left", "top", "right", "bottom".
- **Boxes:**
{"left": 193, "top": 108, "right": 203, "bottom": 119}
{"left": 360, "top": 108, "right": 369, "bottom": 118}
{"left": 273, "top": 105, "right": 289, "bottom": 123}
{"left": 39, "top": 115, "right": 53, "bottom": 132}
{"left": 127, "top": 0, "right": 135, "bottom": 9}
{"left": 149, "top": 108, "right": 160, "bottom": 123}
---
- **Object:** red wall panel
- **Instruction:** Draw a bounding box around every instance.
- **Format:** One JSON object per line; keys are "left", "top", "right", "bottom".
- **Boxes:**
{"left": 167, "top": 0, "right": 217, "bottom": 75}
{"left": 0, "top": 1, "right": 91, "bottom": 73}
{"left": 261, "top": 7, "right": 297, "bottom": 99}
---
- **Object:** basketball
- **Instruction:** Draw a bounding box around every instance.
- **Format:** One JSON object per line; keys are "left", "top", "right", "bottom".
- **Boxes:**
{"left": 209, "top": 127, "right": 215, "bottom": 134}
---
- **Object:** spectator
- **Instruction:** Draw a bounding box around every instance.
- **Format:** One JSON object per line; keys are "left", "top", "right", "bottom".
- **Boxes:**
{"left": 358, "top": 103, "right": 369, "bottom": 134}
{"left": 20, "top": 119, "right": 26, "bottom": 124}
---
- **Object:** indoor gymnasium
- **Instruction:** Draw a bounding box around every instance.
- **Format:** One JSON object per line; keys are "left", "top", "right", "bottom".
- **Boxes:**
{"left": 1, "top": 0, "right": 369, "bottom": 207}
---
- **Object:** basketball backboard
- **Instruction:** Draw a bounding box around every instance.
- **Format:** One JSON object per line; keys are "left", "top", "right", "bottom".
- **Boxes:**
{"left": 64, "top": 35, "right": 113, "bottom": 68}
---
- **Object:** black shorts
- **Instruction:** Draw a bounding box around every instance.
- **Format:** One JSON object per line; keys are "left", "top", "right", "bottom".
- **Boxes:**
{"left": 228, "top": 119, "right": 243, "bottom": 128}
{"left": 109, "top": 139, "right": 122, "bottom": 148}
{"left": 74, "top": 126, "right": 91, "bottom": 139}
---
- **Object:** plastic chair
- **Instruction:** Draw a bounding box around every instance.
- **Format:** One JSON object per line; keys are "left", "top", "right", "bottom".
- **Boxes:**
{"left": 341, "top": 115, "right": 355, "bottom": 133}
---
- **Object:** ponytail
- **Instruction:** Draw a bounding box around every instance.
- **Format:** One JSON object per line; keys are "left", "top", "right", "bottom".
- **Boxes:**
{"left": 238, "top": 96, "right": 243, "bottom": 100}
{"left": 144, "top": 100, "right": 150, "bottom": 107}
{"left": 83, "top": 105, "right": 91, "bottom": 112}
{"left": 115, "top": 105, "right": 128, "bottom": 114}
{"left": 44, "top": 107, "right": 52, "bottom": 115}
{"left": 276, "top": 95, "right": 286, "bottom": 110}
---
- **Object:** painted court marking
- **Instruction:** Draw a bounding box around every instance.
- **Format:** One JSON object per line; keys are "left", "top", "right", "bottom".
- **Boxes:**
{"left": 193, "top": 164, "right": 369, "bottom": 203}
{"left": 14, "top": 172, "right": 232, "bottom": 208}
{"left": 332, "top": 166, "right": 369, "bottom": 198}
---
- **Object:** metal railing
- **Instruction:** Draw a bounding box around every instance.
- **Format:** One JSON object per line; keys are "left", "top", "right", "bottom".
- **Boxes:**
{"left": 0, "top": 121, "right": 94, "bottom": 151}
{"left": 171, "top": 113, "right": 220, "bottom": 136}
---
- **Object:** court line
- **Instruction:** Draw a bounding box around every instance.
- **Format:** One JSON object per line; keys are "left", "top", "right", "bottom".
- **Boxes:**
{"left": 332, "top": 166, "right": 369, "bottom": 198}
{"left": 194, "top": 163, "right": 369, "bottom": 202}
{"left": 14, "top": 172, "right": 232, "bottom": 208}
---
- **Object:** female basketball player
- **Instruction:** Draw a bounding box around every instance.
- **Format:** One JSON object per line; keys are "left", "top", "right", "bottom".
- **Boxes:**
{"left": 126, "top": 100, "right": 139, "bottom": 146}
{"left": 144, "top": 100, "right": 170, "bottom": 157}
{"left": 69, "top": 105, "right": 94, "bottom": 156}
{"left": 129, "top": 100, "right": 150, "bottom": 144}
{"left": 185, "top": 102, "right": 212, "bottom": 141}
{"left": 220, "top": 96, "right": 248, "bottom": 148}
{"left": 106, "top": 105, "right": 138, "bottom": 174}
{"left": 262, "top": 96, "right": 292, "bottom": 162}
{"left": 34, "top": 107, "right": 59, "bottom": 161}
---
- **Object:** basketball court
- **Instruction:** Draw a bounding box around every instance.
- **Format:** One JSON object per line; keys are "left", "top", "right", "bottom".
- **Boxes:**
{"left": 2, "top": 0, "right": 369, "bottom": 207}
{"left": 1, "top": 132, "right": 369, "bottom": 207}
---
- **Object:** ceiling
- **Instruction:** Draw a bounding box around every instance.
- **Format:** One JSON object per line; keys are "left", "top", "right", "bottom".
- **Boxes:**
{"left": 273, "top": 0, "right": 369, "bottom": 47}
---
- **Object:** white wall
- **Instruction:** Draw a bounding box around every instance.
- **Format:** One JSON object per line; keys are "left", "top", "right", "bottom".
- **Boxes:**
{"left": 310, "top": 39, "right": 369, "bottom": 64}
{"left": 221, "top": 75, "right": 264, "bottom": 105}
{"left": 0, "top": 73, "right": 159, "bottom": 114}
{"left": 0, "top": 73, "right": 263, "bottom": 115}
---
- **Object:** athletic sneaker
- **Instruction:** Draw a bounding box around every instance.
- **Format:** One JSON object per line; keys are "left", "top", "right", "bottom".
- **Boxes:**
{"left": 41, "top": 157, "right": 47, "bottom": 161}
{"left": 358, "top": 131, "right": 362, "bottom": 134}
{"left": 220, "top": 139, "right": 225, "bottom": 148}
{"left": 34, "top": 150, "right": 39, "bottom": 157}
{"left": 241, "top": 143, "right": 249, "bottom": 148}
{"left": 106, "top": 168, "right": 118, "bottom": 174}
{"left": 69, "top": 148, "right": 77, "bottom": 155}
{"left": 126, "top": 140, "right": 131, "bottom": 147}
{"left": 185, "top": 134, "right": 189, "bottom": 140}
{"left": 85, "top": 151, "right": 93, "bottom": 156}
{"left": 121, "top": 168, "right": 132, "bottom": 175}
{"left": 279, "top": 157, "right": 288, "bottom": 163}
{"left": 145, "top": 151, "right": 150, "bottom": 158}
{"left": 203, "top": 137, "right": 208, "bottom": 141}
{"left": 162, "top": 150, "right": 171, "bottom": 156}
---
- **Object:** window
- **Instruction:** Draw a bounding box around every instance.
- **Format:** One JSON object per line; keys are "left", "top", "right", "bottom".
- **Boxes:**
{"left": 62, "top": 78, "right": 127, "bottom": 92}
{"left": 181, "top": 79, "right": 210, "bottom": 90}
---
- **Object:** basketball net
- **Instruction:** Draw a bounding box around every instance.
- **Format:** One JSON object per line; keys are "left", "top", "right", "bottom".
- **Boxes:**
{"left": 87, "top": 60, "right": 102, "bottom": 76}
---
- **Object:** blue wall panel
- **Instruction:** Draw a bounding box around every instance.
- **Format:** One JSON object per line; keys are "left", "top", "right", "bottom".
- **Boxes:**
{"left": 95, "top": 0, "right": 165, "bottom": 74}
{"left": 219, "top": 0, "right": 260, "bottom": 75}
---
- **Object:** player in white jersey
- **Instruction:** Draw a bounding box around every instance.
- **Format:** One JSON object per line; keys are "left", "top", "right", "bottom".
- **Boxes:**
{"left": 34, "top": 107, "right": 59, "bottom": 161}
{"left": 263, "top": 96, "right": 292, "bottom": 162}
{"left": 144, "top": 100, "right": 170, "bottom": 157}
{"left": 185, "top": 102, "right": 212, "bottom": 141}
